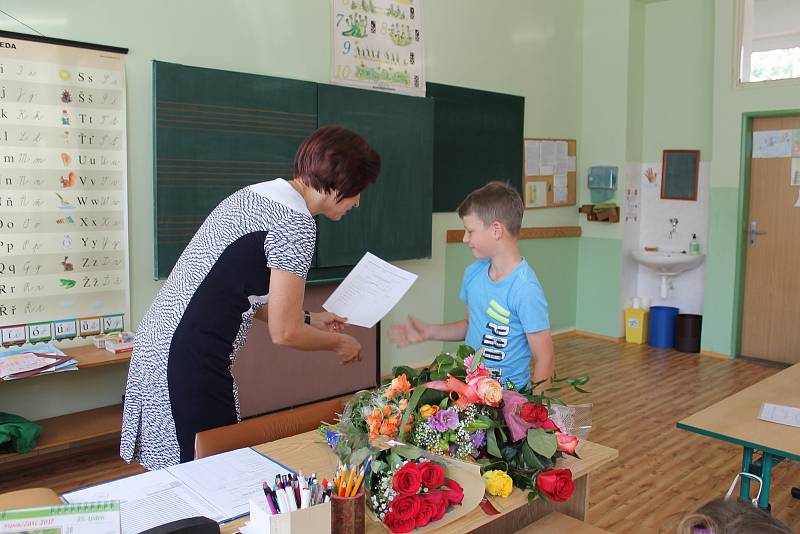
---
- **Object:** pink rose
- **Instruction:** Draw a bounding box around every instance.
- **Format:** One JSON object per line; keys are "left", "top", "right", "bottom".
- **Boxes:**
{"left": 556, "top": 432, "right": 579, "bottom": 455}
{"left": 468, "top": 376, "right": 503, "bottom": 407}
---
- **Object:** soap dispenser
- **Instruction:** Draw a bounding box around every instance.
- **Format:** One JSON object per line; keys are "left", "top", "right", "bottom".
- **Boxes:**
{"left": 689, "top": 234, "right": 700, "bottom": 255}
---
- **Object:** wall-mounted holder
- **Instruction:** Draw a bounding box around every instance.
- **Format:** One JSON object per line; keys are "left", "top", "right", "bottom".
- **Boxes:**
{"left": 578, "top": 204, "right": 619, "bottom": 223}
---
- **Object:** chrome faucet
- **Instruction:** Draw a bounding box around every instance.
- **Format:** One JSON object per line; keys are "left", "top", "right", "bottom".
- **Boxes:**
{"left": 668, "top": 217, "right": 679, "bottom": 239}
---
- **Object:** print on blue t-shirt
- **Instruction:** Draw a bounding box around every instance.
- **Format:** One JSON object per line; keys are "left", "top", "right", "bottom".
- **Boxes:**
{"left": 459, "top": 258, "right": 549, "bottom": 389}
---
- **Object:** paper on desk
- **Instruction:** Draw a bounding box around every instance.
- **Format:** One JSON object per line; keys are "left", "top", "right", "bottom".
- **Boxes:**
{"left": 65, "top": 469, "right": 223, "bottom": 534}
{"left": 323, "top": 252, "right": 417, "bottom": 328}
{"left": 758, "top": 402, "right": 800, "bottom": 428}
{"left": 168, "top": 447, "right": 292, "bottom": 520}
{"left": 65, "top": 448, "right": 293, "bottom": 533}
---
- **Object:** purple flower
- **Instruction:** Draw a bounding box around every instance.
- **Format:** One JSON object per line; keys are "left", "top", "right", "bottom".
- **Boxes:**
{"left": 428, "top": 408, "right": 459, "bottom": 432}
{"left": 470, "top": 430, "right": 486, "bottom": 450}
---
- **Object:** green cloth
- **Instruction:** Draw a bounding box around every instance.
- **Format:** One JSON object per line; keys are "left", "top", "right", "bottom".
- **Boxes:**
{"left": 0, "top": 412, "right": 43, "bottom": 453}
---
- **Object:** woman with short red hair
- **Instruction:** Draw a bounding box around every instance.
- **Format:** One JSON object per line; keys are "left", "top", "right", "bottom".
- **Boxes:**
{"left": 121, "top": 126, "right": 380, "bottom": 470}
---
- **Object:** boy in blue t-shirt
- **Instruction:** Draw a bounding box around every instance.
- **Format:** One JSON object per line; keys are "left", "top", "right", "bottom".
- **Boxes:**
{"left": 389, "top": 182, "right": 554, "bottom": 391}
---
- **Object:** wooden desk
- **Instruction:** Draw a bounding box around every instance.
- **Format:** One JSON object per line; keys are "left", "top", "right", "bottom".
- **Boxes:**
{"left": 222, "top": 431, "right": 617, "bottom": 534}
{"left": 677, "top": 362, "right": 800, "bottom": 509}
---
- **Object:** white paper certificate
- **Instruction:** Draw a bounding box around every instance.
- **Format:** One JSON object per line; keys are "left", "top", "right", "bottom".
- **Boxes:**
{"left": 323, "top": 252, "right": 417, "bottom": 328}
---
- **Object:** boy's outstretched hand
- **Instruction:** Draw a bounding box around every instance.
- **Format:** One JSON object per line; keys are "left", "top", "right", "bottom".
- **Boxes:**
{"left": 389, "top": 315, "right": 430, "bottom": 348}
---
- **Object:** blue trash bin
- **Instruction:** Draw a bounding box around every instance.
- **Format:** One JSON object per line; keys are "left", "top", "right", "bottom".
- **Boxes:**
{"left": 648, "top": 306, "right": 679, "bottom": 348}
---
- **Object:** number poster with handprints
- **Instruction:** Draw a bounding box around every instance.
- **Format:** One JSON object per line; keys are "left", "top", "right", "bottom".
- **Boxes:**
{"left": 0, "top": 34, "right": 129, "bottom": 350}
{"left": 331, "top": 0, "right": 425, "bottom": 96}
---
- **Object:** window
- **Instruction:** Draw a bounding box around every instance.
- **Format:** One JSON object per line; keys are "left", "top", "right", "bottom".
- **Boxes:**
{"left": 738, "top": 0, "right": 800, "bottom": 84}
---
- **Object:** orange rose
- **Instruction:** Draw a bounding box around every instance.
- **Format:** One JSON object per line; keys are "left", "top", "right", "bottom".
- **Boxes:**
{"left": 419, "top": 405, "right": 440, "bottom": 419}
{"left": 468, "top": 376, "right": 503, "bottom": 407}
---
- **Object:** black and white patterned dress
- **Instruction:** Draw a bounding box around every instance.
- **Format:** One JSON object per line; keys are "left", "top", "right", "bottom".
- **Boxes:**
{"left": 120, "top": 179, "right": 316, "bottom": 470}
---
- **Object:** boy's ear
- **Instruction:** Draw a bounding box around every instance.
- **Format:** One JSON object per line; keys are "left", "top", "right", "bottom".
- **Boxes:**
{"left": 491, "top": 220, "right": 504, "bottom": 239}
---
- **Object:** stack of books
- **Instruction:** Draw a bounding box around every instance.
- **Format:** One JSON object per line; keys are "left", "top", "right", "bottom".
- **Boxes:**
{"left": 0, "top": 344, "right": 78, "bottom": 380}
{"left": 103, "top": 331, "right": 135, "bottom": 354}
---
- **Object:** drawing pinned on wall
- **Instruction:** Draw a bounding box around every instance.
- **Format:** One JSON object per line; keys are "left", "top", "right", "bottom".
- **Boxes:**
{"left": 791, "top": 158, "right": 800, "bottom": 187}
{"left": 624, "top": 187, "right": 640, "bottom": 223}
{"left": 643, "top": 167, "right": 658, "bottom": 189}
{"left": 753, "top": 129, "right": 792, "bottom": 158}
{"left": 795, "top": 189, "right": 800, "bottom": 208}
{"left": 524, "top": 181, "right": 547, "bottom": 208}
{"left": 793, "top": 130, "right": 800, "bottom": 157}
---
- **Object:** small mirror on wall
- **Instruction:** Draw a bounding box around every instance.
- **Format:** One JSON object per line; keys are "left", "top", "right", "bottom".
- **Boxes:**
{"left": 661, "top": 149, "right": 700, "bottom": 200}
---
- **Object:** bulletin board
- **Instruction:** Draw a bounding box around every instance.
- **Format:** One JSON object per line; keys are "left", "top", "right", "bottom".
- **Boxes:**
{"left": 522, "top": 138, "right": 577, "bottom": 209}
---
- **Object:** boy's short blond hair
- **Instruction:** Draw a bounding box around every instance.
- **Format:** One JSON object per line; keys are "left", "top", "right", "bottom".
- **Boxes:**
{"left": 457, "top": 181, "right": 524, "bottom": 236}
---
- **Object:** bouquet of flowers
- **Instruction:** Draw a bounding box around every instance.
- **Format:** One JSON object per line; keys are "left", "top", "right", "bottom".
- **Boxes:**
{"left": 321, "top": 345, "right": 590, "bottom": 531}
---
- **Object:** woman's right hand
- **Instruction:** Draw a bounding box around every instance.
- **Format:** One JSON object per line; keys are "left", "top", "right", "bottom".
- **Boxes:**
{"left": 336, "top": 333, "right": 362, "bottom": 364}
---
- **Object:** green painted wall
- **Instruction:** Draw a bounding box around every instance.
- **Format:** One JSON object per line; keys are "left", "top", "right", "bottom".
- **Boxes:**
{"left": 641, "top": 0, "right": 714, "bottom": 162}
{"left": 576, "top": 237, "right": 624, "bottom": 337}
{"left": 0, "top": 0, "right": 584, "bottom": 419}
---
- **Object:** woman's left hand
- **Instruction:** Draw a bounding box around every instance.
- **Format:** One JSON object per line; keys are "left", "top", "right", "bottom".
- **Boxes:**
{"left": 310, "top": 312, "right": 348, "bottom": 333}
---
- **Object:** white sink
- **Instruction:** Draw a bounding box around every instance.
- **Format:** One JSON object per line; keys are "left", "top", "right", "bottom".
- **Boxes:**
{"left": 631, "top": 250, "right": 705, "bottom": 298}
{"left": 631, "top": 250, "right": 705, "bottom": 275}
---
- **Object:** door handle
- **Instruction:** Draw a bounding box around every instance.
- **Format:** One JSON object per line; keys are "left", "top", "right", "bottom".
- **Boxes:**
{"left": 749, "top": 221, "right": 767, "bottom": 245}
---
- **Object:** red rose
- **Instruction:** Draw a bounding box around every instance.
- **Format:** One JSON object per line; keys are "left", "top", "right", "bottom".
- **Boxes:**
{"left": 441, "top": 478, "right": 464, "bottom": 505}
{"left": 427, "top": 492, "right": 448, "bottom": 522}
{"left": 384, "top": 510, "right": 416, "bottom": 533}
{"left": 393, "top": 462, "right": 422, "bottom": 495}
{"left": 537, "top": 419, "right": 560, "bottom": 432}
{"left": 519, "top": 403, "right": 548, "bottom": 424}
{"left": 414, "top": 493, "right": 437, "bottom": 528}
{"left": 536, "top": 469, "right": 575, "bottom": 502}
{"left": 419, "top": 461, "right": 445, "bottom": 489}
{"left": 556, "top": 432, "right": 579, "bottom": 455}
{"left": 389, "top": 494, "right": 421, "bottom": 521}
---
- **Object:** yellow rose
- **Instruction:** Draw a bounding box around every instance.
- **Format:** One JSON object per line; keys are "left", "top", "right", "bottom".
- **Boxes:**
{"left": 482, "top": 470, "right": 513, "bottom": 497}
{"left": 418, "top": 404, "right": 440, "bottom": 419}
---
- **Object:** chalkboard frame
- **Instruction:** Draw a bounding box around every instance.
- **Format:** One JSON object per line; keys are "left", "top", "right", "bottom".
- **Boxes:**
{"left": 661, "top": 149, "right": 700, "bottom": 201}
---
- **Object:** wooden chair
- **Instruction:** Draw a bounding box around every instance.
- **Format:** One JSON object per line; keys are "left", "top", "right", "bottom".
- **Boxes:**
{"left": 194, "top": 395, "right": 350, "bottom": 459}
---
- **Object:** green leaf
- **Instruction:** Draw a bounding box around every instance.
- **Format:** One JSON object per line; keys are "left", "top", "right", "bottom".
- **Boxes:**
{"left": 573, "top": 386, "right": 590, "bottom": 394}
{"left": 439, "top": 397, "right": 449, "bottom": 410}
{"left": 456, "top": 344, "right": 474, "bottom": 361}
{"left": 527, "top": 428, "right": 557, "bottom": 457}
{"left": 349, "top": 446, "right": 372, "bottom": 466}
{"left": 487, "top": 428, "right": 502, "bottom": 458}
{"left": 391, "top": 366, "right": 418, "bottom": 381}
{"left": 393, "top": 445, "right": 422, "bottom": 460}
{"left": 398, "top": 386, "right": 427, "bottom": 441}
{"left": 476, "top": 414, "right": 496, "bottom": 428}
{"left": 387, "top": 451, "right": 403, "bottom": 469}
{"left": 522, "top": 443, "right": 544, "bottom": 470}
{"left": 371, "top": 459, "right": 387, "bottom": 473}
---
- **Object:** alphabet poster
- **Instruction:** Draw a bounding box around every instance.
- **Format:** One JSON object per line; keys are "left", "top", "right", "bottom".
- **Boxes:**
{"left": 0, "top": 34, "right": 129, "bottom": 349}
{"left": 330, "top": 0, "right": 426, "bottom": 96}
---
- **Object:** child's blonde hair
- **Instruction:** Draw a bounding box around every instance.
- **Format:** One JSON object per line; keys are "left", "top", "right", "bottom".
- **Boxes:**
{"left": 457, "top": 181, "right": 523, "bottom": 236}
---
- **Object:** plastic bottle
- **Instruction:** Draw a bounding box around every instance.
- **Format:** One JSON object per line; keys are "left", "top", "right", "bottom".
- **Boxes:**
{"left": 689, "top": 233, "right": 700, "bottom": 255}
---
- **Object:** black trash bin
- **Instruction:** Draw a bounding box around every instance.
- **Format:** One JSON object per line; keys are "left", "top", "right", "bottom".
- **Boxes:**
{"left": 675, "top": 314, "right": 702, "bottom": 353}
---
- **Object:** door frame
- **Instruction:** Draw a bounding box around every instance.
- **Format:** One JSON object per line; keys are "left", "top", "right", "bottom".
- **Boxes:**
{"left": 732, "top": 109, "right": 800, "bottom": 357}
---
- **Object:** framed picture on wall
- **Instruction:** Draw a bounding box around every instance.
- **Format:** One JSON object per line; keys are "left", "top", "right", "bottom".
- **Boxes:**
{"left": 661, "top": 149, "right": 700, "bottom": 201}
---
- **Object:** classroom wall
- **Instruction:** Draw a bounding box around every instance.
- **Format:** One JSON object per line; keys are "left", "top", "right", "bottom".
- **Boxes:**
{"left": 0, "top": 0, "right": 584, "bottom": 420}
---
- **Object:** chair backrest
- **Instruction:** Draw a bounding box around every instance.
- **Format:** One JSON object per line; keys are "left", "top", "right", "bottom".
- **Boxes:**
{"left": 0, "top": 487, "right": 62, "bottom": 510}
{"left": 194, "top": 395, "right": 350, "bottom": 460}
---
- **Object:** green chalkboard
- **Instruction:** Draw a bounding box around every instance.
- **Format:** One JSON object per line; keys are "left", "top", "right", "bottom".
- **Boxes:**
{"left": 315, "top": 84, "right": 434, "bottom": 266}
{"left": 153, "top": 61, "right": 317, "bottom": 278}
{"left": 661, "top": 149, "right": 700, "bottom": 200}
{"left": 427, "top": 83, "right": 524, "bottom": 212}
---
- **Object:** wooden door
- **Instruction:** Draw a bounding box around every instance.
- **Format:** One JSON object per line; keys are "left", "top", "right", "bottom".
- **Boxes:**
{"left": 740, "top": 115, "right": 800, "bottom": 364}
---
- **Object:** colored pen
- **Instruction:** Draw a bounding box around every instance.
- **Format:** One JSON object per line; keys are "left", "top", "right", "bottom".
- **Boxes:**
{"left": 262, "top": 482, "right": 277, "bottom": 515}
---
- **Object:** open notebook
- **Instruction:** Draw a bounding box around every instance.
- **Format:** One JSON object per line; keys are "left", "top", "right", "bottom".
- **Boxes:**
{"left": 64, "top": 448, "right": 294, "bottom": 534}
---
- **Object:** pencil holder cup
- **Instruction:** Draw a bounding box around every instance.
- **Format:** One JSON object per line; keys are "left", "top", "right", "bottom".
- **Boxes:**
{"left": 330, "top": 487, "right": 365, "bottom": 534}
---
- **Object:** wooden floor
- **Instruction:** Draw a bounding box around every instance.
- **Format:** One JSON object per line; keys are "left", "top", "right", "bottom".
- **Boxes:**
{"left": 1, "top": 336, "right": 798, "bottom": 533}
